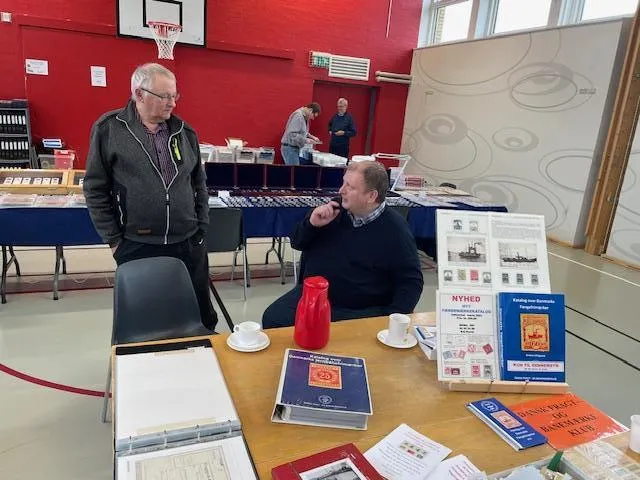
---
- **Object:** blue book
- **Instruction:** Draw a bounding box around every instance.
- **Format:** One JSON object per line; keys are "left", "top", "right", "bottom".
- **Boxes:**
{"left": 467, "top": 398, "right": 547, "bottom": 450}
{"left": 272, "top": 349, "right": 373, "bottom": 430}
{"left": 497, "top": 292, "right": 566, "bottom": 382}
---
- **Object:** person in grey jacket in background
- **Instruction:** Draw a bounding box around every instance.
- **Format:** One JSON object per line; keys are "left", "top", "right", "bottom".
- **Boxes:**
{"left": 280, "top": 102, "right": 321, "bottom": 165}
{"left": 83, "top": 63, "right": 217, "bottom": 330}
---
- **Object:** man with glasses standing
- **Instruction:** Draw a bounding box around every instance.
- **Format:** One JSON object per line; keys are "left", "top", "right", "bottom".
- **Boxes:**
{"left": 328, "top": 98, "right": 356, "bottom": 160}
{"left": 84, "top": 63, "right": 217, "bottom": 331}
{"left": 280, "top": 102, "right": 322, "bottom": 165}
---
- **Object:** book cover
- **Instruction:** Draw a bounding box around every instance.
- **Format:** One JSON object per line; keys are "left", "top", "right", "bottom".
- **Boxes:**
{"left": 276, "top": 349, "right": 372, "bottom": 415}
{"left": 497, "top": 292, "right": 565, "bottom": 382}
{"left": 437, "top": 292, "right": 498, "bottom": 381}
{"left": 467, "top": 398, "right": 547, "bottom": 451}
{"left": 271, "top": 443, "right": 383, "bottom": 480}
{"left": 510, "top": 393, "right": 629, "bottom": 450}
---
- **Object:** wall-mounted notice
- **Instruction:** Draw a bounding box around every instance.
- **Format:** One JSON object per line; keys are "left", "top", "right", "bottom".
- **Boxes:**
{"left": 90, "top": 66, "right": 107, "bottom": 87}
{"left": 26, "top": 59, "right": 48, "bottom": 75}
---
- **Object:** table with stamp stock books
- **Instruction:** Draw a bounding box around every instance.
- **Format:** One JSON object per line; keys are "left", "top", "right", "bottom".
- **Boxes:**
{"left": 116, "top": 311, "right": 640, "bottom": 479}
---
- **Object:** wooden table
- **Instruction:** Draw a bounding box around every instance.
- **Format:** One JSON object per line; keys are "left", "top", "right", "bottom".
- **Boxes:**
{"left": 208, "top": 314, "right": 558, "bottom": 478}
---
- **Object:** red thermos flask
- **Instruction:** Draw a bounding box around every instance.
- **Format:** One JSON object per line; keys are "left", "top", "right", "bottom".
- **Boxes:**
{"left": 294, "top": 276, "right": 331, "bottom": 350}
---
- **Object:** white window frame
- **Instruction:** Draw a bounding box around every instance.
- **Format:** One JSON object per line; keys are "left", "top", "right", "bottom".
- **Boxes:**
{"left": 418, "top": 0, "right": 636, "bottom": 48}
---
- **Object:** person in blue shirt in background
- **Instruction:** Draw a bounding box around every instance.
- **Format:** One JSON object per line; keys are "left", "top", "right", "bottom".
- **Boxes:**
{"left": 328, "top": 98, "right": 356, "bottom": 160}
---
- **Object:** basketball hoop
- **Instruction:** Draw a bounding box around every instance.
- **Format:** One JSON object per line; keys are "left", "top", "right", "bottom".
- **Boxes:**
{"left": 148, "top": 21, "right": 182, "bottom": 60}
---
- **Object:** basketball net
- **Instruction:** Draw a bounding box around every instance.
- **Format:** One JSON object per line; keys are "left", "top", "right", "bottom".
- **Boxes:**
{"left": 148, "top": 21, "right": 182, "bottom": 60}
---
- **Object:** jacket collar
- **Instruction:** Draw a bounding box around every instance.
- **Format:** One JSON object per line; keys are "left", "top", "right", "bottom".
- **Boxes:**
{"left": 116, "top": 99, "right": 183, "bottom": 134}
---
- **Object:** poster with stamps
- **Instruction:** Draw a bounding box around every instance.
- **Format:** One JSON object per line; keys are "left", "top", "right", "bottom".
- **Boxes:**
{"left": 436, "top": 292, "right": 498, "bottom": 381}
{"left": 437, "top": 210, "right": 550, "bottom": 294}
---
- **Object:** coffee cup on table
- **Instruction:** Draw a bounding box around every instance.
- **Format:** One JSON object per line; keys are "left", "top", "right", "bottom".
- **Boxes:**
{"left": 233, "top": 321, "right": 261, "bottom": 345}
{"left": 387, "top": 313, "right": 411, "bottom": 345}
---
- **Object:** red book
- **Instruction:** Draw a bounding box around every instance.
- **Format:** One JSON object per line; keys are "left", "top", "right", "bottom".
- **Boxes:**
{"left": 272, "top": 443, "right": 383, "bottom": 480}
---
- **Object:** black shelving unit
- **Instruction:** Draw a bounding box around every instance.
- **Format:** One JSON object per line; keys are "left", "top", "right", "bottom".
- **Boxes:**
{"left": 0, "top": 100, "right": 33, "bottom": 168}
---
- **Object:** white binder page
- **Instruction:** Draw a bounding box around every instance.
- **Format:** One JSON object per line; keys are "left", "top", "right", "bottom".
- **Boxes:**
{"left": 115, "top": 346, "right": 238, "bottom": 444}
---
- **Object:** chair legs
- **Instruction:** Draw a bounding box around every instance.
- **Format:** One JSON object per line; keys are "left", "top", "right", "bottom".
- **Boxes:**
{"left": 242, "top": 245, "right": 248, "bottom": 300}
{"left": 209, "top": 279, "right": 235, "bottom": 332}
{"left": 291, "top": 245, "right": 298, "bottom": 285}
{"left": 101, "top": 360, "right": 112, "bottom": 423}
{"left": 231, "top": 250, "right": 237, "bottom": 282}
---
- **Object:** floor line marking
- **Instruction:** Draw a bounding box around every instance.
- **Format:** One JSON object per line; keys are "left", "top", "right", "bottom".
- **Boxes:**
{"left": 0, "top": 363, "right": 109, "bottom": 398}
{"left": 549, "top": 252, "right": 640, "bottom": 288}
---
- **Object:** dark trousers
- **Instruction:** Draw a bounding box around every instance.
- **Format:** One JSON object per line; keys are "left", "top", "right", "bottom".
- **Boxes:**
{"left": 261, "top": 285, "right": 385, "bottom": 329}
{"left": 113, "top": 234, "right": 218, "bottom": 330}
{"left": 329, "top": 142, "right": 349, "bottom": 159}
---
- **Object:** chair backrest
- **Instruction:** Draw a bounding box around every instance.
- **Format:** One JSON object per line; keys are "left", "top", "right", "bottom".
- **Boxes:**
{"left": 112, "top": 256, "right": 203, "bottom": 345}
{"left": 206, "top": 208, "right": 243, "bottom": 253}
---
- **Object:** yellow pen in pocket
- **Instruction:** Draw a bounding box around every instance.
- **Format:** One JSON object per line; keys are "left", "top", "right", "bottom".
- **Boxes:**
{"left": 172, "top": 138, "right": 182, "bottom": 162}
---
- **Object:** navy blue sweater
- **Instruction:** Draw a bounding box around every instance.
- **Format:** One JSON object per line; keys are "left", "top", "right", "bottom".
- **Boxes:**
{"left": 290, "top": 207, "right": 423, "bottom": 313}
{"left": 328, "top": 113, "right": 356, "bottom": 147}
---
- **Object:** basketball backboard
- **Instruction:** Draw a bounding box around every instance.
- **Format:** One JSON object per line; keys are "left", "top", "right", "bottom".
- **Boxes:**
{"left": 117, "top": 0, "right": 206, "bottom": 46}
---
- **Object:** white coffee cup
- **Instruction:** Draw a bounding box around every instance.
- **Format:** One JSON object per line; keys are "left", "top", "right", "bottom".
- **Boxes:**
{"left": 233, "top": 321, "right": 261, "bottom": 345}
{"left": 630, "top": 415, "right": 640, "bottom": 453}
{"left": 387, "top": 313, "right": 410, "bottom": 345}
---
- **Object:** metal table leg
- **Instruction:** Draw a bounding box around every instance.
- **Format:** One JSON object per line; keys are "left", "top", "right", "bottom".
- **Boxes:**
{"left": 60, "top": 246, "right": 67, "bottom": 274}
{"left": 53, "top": 245, "right": 63, "bottom": 300}
{"left": 8, "top": 246, "right": 20, "bottom": 276}
{"left": 2, "top": 245, "right": 22, "bottom": 304}
{"left": 264, "top": 237, "right": 278, "bottom": 264}
{"left": 1, "top": 246, "right": 7, "bottom": 304}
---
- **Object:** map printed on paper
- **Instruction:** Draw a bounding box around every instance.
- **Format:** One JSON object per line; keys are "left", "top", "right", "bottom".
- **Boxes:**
{"left": 136, "top": 445, "right": 230, "bottom": 480}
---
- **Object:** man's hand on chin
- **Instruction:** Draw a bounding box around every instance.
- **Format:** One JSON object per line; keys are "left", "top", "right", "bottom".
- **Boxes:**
{"left": 310, "top": 201, "right": 341, "bottom": 227}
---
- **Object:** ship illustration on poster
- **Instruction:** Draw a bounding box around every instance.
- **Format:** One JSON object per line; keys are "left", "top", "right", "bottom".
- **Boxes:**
{"left": 447, "top": 237, "right": 487, "bottom": 264}
{"left": 499, "top": 243, "right": 538, "bottom": 268}
{"left": 459, "top": 242, "right": 482, "bottom": 260}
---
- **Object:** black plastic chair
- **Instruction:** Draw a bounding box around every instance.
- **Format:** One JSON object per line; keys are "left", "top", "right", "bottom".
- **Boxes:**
{"left": 101, "top": 256, "right": 214, "bottom": 422}
{"left": 207, "top": 208, "right": 249, "bottom": 298}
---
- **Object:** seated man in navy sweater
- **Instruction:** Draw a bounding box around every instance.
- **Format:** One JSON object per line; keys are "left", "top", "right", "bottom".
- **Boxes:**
{"left": 262, "top": 161, "right": 424, "bottom": 329}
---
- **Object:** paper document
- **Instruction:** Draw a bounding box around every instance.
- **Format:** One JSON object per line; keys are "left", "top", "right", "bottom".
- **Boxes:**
{"left": 426, "top": 455, "right": 480, "bottom": 479}
{"left": 364, "top": 423, "right": 451, "bottom": 480}
{"left": 116, "top": 435, "right": 257, "bottom": 480}
{"left": 115, "top": 345, "right": 238, "bottom": 448}
{"left": 90, "top": 66, "right": 107, "bottom": 87}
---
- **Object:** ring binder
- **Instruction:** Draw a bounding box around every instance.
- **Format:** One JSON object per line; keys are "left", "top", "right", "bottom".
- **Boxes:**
{"left": 113, "top": 340, "right": 257, "bottom": 479}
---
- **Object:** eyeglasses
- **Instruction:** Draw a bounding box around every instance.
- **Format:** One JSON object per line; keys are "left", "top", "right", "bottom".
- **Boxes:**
{"left": 141, "top": 88, "right": 180, "bottom": 102}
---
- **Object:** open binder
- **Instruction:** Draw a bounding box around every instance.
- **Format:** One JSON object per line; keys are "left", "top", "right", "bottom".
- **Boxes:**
{"left": 113, "top": 339, "right": 257, "bottom": 479}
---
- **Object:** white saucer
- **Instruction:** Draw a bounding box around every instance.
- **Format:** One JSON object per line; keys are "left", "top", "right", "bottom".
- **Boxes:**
{"left": 227, "top": 331, "right": 270, "bottom": 353}
{"left": 377, "top": 329, "right": 418, "bottom": 349}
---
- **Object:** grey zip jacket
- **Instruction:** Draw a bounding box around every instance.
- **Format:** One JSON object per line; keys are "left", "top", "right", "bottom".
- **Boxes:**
{"left": 83, "top": 100, "right": 208, "bottom": 246}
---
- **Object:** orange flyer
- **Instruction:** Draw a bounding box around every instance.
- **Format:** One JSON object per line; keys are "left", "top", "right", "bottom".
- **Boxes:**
{"left": 511, "top": 393, "right": 628, "bottom": 450}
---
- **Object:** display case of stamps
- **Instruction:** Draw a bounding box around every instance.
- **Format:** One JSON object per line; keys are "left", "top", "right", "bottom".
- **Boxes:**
{"left": 66, "top": 169, "right": 86, "bottom": 193}
{"left": 0, "top": 169, "right": 69, "bottom": 194}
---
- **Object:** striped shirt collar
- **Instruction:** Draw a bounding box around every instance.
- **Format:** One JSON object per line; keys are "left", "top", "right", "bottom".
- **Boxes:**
{"left": 134, "top": 107, "right": 168, "bottom": 134}
{"left": 348, "top": 201, "right": 386, "bottom": 228}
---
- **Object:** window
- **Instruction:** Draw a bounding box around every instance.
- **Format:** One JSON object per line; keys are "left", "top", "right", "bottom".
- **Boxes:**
{"left": 581, "top": 0, "right": 638, "bottom": 21}
{"left": 432, "top": 0, "right": 473, "bottom": 44}
{"left": 493, "top": 0, "right": 553, "bottom": 34}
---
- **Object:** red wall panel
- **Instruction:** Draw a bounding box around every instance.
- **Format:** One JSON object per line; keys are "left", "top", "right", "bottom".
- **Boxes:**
{"left": 0, "top": 1, "right": 420, "bottom": 167}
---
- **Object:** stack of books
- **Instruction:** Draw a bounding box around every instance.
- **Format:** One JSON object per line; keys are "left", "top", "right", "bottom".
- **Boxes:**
{"left": 413, "top": 325, "right": 437, "bottom": 360}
